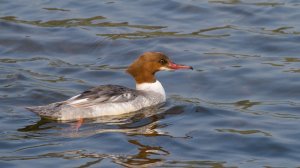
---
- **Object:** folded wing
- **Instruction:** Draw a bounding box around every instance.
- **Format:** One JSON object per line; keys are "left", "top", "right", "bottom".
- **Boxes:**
{"left": 67, "top": 85, "right": 138, "bottom": 107}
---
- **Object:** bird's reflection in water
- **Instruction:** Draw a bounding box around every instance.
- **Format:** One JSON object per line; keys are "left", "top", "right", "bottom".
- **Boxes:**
{"left": 112, "top": 139, "right": 170, "bottom": 167}
{"left": 18, "top": 105, "right": 188, "bottom": 167}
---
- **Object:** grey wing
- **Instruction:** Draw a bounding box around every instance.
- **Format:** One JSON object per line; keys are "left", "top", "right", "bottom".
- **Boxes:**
{"left": 66, "top": 85, "right": 138, "bottom": 107}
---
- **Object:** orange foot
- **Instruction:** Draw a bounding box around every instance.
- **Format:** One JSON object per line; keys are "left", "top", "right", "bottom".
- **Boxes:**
{"left": 74, "top": 118, "right": 84, "bottom": 131}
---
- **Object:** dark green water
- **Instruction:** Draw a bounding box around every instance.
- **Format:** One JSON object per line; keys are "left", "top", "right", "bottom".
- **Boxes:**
{"left": 1, "top": 0, "right": 300, "bottom": 167}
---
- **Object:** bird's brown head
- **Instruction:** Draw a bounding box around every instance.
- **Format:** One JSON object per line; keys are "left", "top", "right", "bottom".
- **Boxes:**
{"left": 126, "top": 52, "right": 193, "bottom": 84}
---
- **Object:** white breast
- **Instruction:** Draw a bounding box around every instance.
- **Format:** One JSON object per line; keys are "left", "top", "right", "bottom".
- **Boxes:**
{"left": 136, "top": 80, "right": 166, "bottom": 101}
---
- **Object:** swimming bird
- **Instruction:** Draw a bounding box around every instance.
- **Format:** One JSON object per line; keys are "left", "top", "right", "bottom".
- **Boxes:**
{"left": 26, "top": 52, "right": 193, "bottom": 121}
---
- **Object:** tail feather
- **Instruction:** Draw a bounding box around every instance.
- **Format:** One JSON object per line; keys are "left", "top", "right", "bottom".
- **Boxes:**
{"left": 26, "top": 102, "right": 64, "bottom": 120}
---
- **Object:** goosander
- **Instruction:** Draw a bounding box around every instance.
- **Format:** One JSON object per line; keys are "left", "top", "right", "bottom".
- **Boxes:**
{"left": 27, "top": 52, "right": 193, "bottom": 120}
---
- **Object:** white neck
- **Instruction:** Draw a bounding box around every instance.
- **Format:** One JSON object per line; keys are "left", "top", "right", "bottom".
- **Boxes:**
{"left": 136, "top": 80, "right": 166, "bottom": 100}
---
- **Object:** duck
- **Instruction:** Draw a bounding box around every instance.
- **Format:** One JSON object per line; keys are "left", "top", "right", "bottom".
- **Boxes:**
{"left": 26, "top": 52, "right": 193, "bottom": 121}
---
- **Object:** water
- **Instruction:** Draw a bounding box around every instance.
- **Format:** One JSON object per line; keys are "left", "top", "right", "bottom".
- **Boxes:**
{"left": 1, "top": 0, "right": 300, "bottom": 167}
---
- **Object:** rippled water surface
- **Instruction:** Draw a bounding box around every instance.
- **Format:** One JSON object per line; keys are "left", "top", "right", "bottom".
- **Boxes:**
{"left": 1, "top": 0, "right": 300, "bottom": 167}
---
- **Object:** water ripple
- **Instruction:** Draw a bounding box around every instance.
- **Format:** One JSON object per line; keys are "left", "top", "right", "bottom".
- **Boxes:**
{"left": 1, "top": 0, "right": 300, "bottom": 167}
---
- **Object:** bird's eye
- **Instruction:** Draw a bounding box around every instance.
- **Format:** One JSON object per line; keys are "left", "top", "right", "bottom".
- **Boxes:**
{"left": 159, "top": 59, "right": 167, "bottom": 65}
